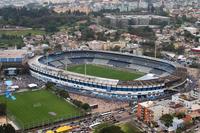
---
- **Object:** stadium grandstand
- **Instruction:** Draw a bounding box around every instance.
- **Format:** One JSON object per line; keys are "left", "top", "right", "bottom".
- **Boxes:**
{"left": 28, "top": 50, "right": 187, "bottom": 100}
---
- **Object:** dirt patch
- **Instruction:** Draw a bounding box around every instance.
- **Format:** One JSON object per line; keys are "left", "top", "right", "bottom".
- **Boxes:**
{"left": 69, "top": 93, "right": 129, "bottom": 113}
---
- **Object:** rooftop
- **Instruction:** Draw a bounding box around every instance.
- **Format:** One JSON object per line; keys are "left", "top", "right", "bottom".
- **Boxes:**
{"left": 0, "top": 50, "right": 27, "bottom": 58}
{"left": 179, "top": 94, "right": 197, "bottom": 101}
{"left": 148, "top": 104, "right": 166, "bottom": 112}
{"left": 139, "top": 101, "right": 154, "bottom": 108}
{"left": 169, "top": 102, "right": 184, "bottom": 109}
{"left": 173, "top": 117, "right": 184, "bottom": 124}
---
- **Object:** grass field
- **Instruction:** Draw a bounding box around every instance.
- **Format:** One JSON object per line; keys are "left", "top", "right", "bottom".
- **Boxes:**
{"left": 120, "top": 123, "right": 142, "bottom": 133}
{"left": 0, "top": 90, "right": 81, "bottom": 129}
{"left": 67, "top": 64, "right": 144, "bottom": 81}
{"left": 94, "top": 122, "right": 141, "bottom": 133}
{"left": 0, "top": 29, "right": 45, "bottom": 36}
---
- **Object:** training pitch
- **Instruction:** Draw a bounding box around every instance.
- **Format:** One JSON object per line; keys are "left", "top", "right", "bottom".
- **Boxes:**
{"left": 67, "top": 64, "right": 144, "bottom": 81}
{"left": 0, "top": 90, "right": 82, "bottom": 129}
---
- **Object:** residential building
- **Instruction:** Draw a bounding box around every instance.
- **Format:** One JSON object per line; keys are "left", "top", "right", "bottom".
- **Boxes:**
{"left": 136, "top": 101, "right": 172, "bottom": 123}
{"left": 172, "top": 117, "right": 184, "bottom": 130}
{"left": 172, "top": 93, "right": 199, "bottom": 109}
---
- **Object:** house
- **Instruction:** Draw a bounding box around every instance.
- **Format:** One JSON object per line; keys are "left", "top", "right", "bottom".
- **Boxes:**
{"left": 172, "top": 117, "right": 184, "bottom": 130}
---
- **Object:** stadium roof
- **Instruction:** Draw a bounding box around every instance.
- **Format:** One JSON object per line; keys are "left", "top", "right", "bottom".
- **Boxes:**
{"left": 0, "top": 50, "right": 27, "bottom": 58}
{"left": 136, "top": 74, "right": 158, "bottom": 80}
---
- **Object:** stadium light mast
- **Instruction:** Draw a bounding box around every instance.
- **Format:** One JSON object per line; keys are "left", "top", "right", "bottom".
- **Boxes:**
{"left": 45, "top": 49, "right": 49, "bottom": 66}
{"left": 65, "top": 58, "right": 68, "bottom": 71}
{"left": 46, "top": 53, "right": 48, "bottom": 65}
{"left": 155, "top": 43, "right": 156, "bottom": 58}
{"left": 84, "top": 62, "right": 87, "bottom": 76}
{"left": 155, "top": 41, "right": 159, "bottom": 58}
{"left": 137, "top": 0, "right": 141, "bottom": 10}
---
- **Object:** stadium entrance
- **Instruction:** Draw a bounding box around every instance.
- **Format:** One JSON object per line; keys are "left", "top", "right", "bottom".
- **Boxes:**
{"left": 4, "top": 68, "right": 19, "bottom": 76}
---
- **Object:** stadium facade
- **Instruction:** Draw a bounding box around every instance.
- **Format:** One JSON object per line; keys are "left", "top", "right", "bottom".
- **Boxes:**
{"left": 28, "top": 50, "right": 187, "bottom": 100}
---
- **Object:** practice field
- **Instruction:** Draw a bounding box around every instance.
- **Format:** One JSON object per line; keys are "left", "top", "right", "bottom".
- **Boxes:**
{"left": 67, "top": 64, "right": 144, "bottom": 81}
{"left": 0, "top": 90, "right": 82, "bottom": 129}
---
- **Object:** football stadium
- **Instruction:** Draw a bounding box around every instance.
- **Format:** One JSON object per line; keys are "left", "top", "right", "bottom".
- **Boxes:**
{"left": 28, "top": 50, "right": 187, "bottom": 100}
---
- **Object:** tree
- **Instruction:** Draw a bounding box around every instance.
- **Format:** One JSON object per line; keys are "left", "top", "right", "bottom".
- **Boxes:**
{"left": 0, "top": 124, "right": 15, "bottom": 133}
{"left": 72, "top": 99, "right": 91, "bottom": 111}
{"left": 81, "top": 103, "right": 91, "bottom": 111}
{"left": 170, "top": 36, "right": 175, "bottom": 42}
{"left": 0, "top": 34, "right": 24, "bottom": 49}
{"left": 0, "top": 7, "right": 88, "bottom": 29}
{"left": 111, "top": 45, "right": 121, "bottom": 51}
{"left": 96, "top": 32, "right": 107, "bottom": 41}
{"left": 0, "top": 103, "right": 6, "bottom": 116}
{"left": 162, "top": 43, "right": 175, "bottom": 52}
{"left": 72, "top": 99, "right": 82, "bottom": 107}
{"left": 95, "top": 123, "right": 124, "bottom": 133}
{"left": 45, "top": 23, "right": 59, "bottom": 33}
{"left": 128, "top": 26, "right": 156, "bottom": 40}
{"left": 175, "top": 112, "right": 186, "bottom": 119}
{"left": 80, "top": 27, "right": 95, "bottom": 41}
{"left": 99, "top": 125, "right": 124, "bottom": 133}
{"left": 54, "top": 44, "right": 62, "bottom": 53}
{"left": 45, "top": 82, "right": 55, "bottom": 90}
{"left": 160, "top": 114, "right": 173, "bottom": 127}
{"left": 58, "top": 89, "right": 70, "bottom": 99}
{"left": 176, "top": 127, "right": 183, "bottom": 133}
{"left": 176, "top": 46, "right": 185, "bottom": 55}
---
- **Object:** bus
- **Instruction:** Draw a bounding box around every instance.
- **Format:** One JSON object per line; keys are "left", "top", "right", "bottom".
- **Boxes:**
{"left": 89, "top": 122, "right": 101, "bottom": 129}
{"left": 100, "top": 111, "right": 112, "bottom": 116}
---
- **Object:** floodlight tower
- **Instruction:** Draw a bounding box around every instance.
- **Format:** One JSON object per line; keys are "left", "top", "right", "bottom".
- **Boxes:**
{"left": 137, "top": 0, "right": 141, "bottom": 9}
{"left": 147, "top": 0, "right": 153, "bottom": 12}
{"left": 84, "top": 59, "right": 87, "bottom": 77}
{"left": 161, "top": 0, "right": 165, "bottom": 7}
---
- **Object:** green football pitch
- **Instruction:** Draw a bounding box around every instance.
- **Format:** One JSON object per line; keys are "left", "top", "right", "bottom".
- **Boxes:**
{"left": 67, "top": 64, "right": 144, "bottom": 81}
{"left": 0, "top": 90, "right": 82, "bottom": 129}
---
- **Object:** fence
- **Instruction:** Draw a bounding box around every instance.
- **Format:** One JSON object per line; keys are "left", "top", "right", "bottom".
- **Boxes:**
{"left": 7, "top": 110, "right": 90, "bottom": 132}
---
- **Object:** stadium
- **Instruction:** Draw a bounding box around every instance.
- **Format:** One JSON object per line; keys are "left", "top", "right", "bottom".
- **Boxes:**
{"left": 28, "top": 50, "right": 187, "bottom": 100}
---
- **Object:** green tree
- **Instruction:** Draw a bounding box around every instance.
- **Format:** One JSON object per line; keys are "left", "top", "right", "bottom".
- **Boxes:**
{"left": 176, "top": 46, "right": 185, "bottom": 55}
{"left": 162, "top": 43, "right": 175, "bottom": 52}
{"left": 0, "top": 103, "right": 6, "bottom": 116}
{"left": 72, "top": 99, "right": 83, "bottom": 107}
{"left": 175, "top": 112, "right": 186, "bottom": 119}
{"left": 58, "top": 89, "right": 70, "bottom": 99}
{"left": 45, "top": 82, "right": 55, "bottom": 90}
{"left": 128, "top": 26, "right": 156, "bottom": 40}
{"left": 81, "top": 103, "right": 91, "bottom": 111}
{"left": 54, "top": 44, "right": 62, "bottom": 53}
{"left": 45, "top": 23, "right": 59, "bottom": 33}
{"left": 0, "top": 124, "right": 15, "bottom": 133}
{"left": 99, "top": 125, "right": 124, "bottom": 133}
{"left": 80, "top": 27, "right": 95, "bottom": 41}
{"left": 95, "top": 123, "right": 124, "bottom": 133}
{"left": 160, "top": 114, "right": 173, "bottom": 127}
